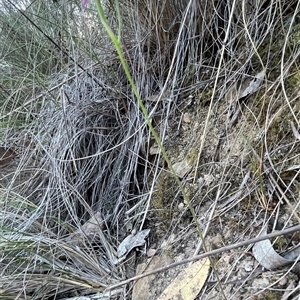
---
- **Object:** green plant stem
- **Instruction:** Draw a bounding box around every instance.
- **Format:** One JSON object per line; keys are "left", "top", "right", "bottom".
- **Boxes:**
{"left": 94, "top": 0, "right": 206, "bottom": 247}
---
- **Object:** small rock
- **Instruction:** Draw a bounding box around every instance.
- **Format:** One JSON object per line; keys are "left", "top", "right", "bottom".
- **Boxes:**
{"left": 279, "top": 277, "right": 288, "bottom": 286}
{"left": 173, "top": 159, "right": 192, "bottom": 178}
{"left": 193, "top": 122, "right": 200, "bottom": 131}
{"left": 183, "top": 112, "right": 192, "bottom": 123}
{"left": 178, "top": 202, "right": 185, "bottom": 211}
{"left": 244, "top": 259, "right": 254, "bottom": 272}
{"left": 252, "top": 277, "right": 271, "bottom": 292}
{"left": 198, "top": 176, "right": 205, "bottom": 186}
{"left": 132, "top": 263, "right": 151, "bottom": 300}
{"left": 210, "top": 234, "right": 223, "bottom": 249}
{"left": 147, "top": 248, "right": 156, "bottom": 257}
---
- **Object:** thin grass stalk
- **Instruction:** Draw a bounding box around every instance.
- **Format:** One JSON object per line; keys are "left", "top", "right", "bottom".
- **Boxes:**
{"left": 94, "top": 0, "right": 208, "bottom": 249}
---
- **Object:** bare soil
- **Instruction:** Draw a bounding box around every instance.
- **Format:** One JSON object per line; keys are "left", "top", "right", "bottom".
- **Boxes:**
{"left": 129, "top": 74, "right": 300, "bottom": 299}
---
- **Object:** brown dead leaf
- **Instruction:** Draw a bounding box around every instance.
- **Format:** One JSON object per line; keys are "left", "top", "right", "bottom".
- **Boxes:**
{"left": 132, "top": 254, "right": 173, "bottom": 300}
{"left": 157, "top": 257, "right": 210, "bottom": 300}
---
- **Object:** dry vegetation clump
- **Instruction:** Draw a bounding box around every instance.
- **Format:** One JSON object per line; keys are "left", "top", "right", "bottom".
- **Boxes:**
{"left": 1, "top": 0, "right": 300, "bottom": 299}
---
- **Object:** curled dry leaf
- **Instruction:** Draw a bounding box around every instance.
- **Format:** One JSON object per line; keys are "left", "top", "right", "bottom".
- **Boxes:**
{"left": 117, "top": 229, "right": 150, "bottom": 258}
{"left": 225, "top": 70, "right": 265, "bottom": 125}
{"left": 157, "top": 257, "right": 210, "bottom": 300}
{"left": 253, "top": 228, "right": 300, "bottom": 270}
{"left": 239, "top": 70, "right": 265, "bottom": 98}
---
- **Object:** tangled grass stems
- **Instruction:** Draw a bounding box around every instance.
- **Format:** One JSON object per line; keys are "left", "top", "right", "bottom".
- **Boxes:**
{"left": 1, "top": 75, "right": 148, "bottom": 297}
{"left": 94, "top": 0, "right": 210, "bottom": 275}
{"left": 1, "top": 0, "right": 300, "bottom": 298}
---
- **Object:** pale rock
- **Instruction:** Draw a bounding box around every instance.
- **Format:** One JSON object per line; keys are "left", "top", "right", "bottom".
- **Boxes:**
{"left": 183, "top": 112, "right": 192, "bottom": 123}
{"left": 147, "top": 248, "right": 156, "bottom": 257}
{"left": 172, "top": 159, "right": 192, "bottom": 178}
{"left": 178, "top": 202, "right": 185, "bottom": 211}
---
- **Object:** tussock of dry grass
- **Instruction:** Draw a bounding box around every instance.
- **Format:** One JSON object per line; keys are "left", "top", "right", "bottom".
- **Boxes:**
{"left": 1, "top": 0, "right": 300, "bottom": 299}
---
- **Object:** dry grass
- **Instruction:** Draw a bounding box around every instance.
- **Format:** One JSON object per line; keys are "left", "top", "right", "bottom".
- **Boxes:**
{"left": 1, "top": 0, "right": 300, "bottom": 299}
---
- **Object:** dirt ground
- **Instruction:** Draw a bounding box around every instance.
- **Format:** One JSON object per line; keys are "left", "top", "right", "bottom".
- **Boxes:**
{"left": 126, "top": 72, "right": 300, "bottom": 299}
